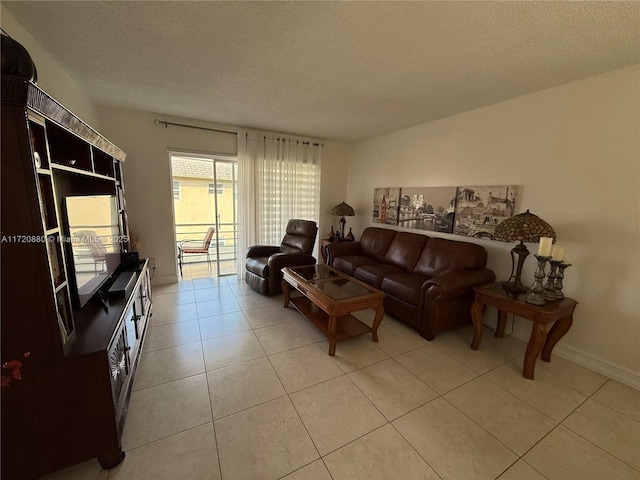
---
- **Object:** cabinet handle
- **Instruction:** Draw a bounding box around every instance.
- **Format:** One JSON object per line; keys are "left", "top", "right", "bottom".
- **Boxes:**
{"left": 133, "top": 314, "right": 141, "bottom": 323}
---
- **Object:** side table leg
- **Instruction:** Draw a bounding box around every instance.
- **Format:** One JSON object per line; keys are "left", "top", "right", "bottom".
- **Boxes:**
{"left": 523, "top": 323, "right": 548, "bottom": 380}
{"left": 541, "top": 315, "right": 573, "bottom": 362}
{"left": 470, "top": 301, "right": 485, "bottom": 350}
{"left": 495, "top": 310, "right": 507, "bottom": 338}
{"left": 328, "top": 315, "right": 337, "bottom": 356}
{"left": 371, "top": 305, "right": 384, "bottom": 342}
{"left": 281, "top": 280, "right": 290, "bottom": 308}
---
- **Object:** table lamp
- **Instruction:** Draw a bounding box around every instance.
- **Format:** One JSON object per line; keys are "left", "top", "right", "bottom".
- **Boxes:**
{"left": 331, "top": 201, "right": 355, "bottom": 238}
{"left": 493, "top": 210, "right": 556, "bottom": 297}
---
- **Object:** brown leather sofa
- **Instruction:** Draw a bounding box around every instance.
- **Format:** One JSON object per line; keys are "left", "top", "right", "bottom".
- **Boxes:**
{"left": 325, "top": 227, "right": 495, "bottom": 340}
{"left": 245, "top": 219, "right": 318, "bottom": 295}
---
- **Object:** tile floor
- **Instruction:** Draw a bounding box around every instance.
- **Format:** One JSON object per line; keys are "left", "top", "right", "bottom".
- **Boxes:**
{"left": 44, "top": 270, "right": 640, "bottom": 480}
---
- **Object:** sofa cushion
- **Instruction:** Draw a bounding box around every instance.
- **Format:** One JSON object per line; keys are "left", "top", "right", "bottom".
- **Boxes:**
{"left": 381, "top": 273, "right": 429, "bottom": 305}
{"left": 354, "top": 263, "right": 406, "bottom": 288}
{"left": 333, "top": 255, "right": 378, "bottom": 276}
{"left": 360, "top": 227, "right": 397, "bottom": 262}
{"left": 413, "top": 237, "right": 487, "bottom": 277}
{"left": 384, "top": 232, "right": 429, "bottom": 271}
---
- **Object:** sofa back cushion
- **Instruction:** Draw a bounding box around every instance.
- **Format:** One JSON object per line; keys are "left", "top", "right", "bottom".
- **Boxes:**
{"left": 360, "top": 227, "right": 397, "bottom": 262}
{"left": 384, "top": 232, "right": 429, "bottom": 272}
{"left": 413, "top": 237, "right": 487, "bottom": 277}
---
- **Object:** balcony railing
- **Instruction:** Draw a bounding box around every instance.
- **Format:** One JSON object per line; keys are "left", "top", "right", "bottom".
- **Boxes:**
{"left": 175, "top": 222, "right": 238, "bottom": 269}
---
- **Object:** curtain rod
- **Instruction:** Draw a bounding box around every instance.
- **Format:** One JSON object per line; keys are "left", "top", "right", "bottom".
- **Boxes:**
{"left": 154, "top": 119, "right": 322, "bottom": 146}
{"left": 154, "top": 119, "right": 237, "bottom": 135}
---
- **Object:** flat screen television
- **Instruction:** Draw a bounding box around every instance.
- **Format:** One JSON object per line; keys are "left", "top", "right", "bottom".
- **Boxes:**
{"left": 63, "top": 195, "right": 121, "bottom": 308}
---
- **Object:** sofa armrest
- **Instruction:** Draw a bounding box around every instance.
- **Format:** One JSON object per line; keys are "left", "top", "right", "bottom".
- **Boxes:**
{"left": 269, "top": 253, "right": 317, "bottom": 272}
{"left": 247, "top": 245, "right": 280, "bottom": 258}
{"left": 325, "top": 241, "right": 362, "bottom": 265}
{"left": 423, "top": 269, "right": 496, "bottom": 301}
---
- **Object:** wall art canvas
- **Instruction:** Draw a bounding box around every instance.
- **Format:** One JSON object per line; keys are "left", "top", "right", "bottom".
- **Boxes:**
{"left": 372, "top": 187, "right": 400, "bottom": 225}
{"left": 453, "top": 185, "right": 518, "bottom": 239}
{"left": 398, "top": 187, "right": 457, "bottom": 233}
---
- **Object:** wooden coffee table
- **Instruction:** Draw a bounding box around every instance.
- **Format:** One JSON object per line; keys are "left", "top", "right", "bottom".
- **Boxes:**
{"left": 281, "top": 264, "right": 385, "bottom": 356}
{"left": 470, "top": 282, "right": 578, "bottom": 380}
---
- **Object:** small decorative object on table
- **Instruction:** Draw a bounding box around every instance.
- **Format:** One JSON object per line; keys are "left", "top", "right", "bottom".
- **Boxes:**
{"left": 553, "top": 262, "right": 571, "bottom": 299}
{"left": 544, "top": 260, "right": 561, "bottom": 300}
{"left": 525, "top": 237, "right": 553, "bottom": 305}
{"left": 345, "top": 228, "right": 355, "bottom": 241}
{"left": 544, "top": 245, "right": 566, "bottom": 300}
{"left": 327, "top": 226, "right": 335, "bottom": 242}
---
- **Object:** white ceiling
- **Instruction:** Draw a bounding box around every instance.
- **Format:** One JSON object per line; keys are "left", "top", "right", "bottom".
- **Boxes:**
{"left": 4, "top": 1, "right": 640, "bottom": 142}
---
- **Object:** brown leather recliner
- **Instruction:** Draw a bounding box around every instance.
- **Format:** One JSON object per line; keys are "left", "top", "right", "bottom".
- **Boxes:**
{"left": 245, "top": 219, "right": 318, "bottom": 295}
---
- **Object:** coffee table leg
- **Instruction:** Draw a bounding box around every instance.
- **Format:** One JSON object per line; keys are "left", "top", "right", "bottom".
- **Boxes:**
{"left": 541, "top": 315, "right": 573, "bottom": 362}
{"left": 328, "top": 315, "right": 337, "bottom": 356}
{"left": 470, "top": 301, "right": 485, "bottom": 350}
{"left": 281, "top": 280, "right": 290, "bottom": 308}
{"left": 371, "top": 306, "right": 384, "bottom": 342}
{"left": 524, "top": 322, "right": 548, "bottom": 380}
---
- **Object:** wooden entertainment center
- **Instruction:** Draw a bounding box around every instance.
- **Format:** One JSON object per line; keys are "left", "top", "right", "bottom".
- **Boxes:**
{"left": 1, "top": 75, "right": 152, "bottom": 478}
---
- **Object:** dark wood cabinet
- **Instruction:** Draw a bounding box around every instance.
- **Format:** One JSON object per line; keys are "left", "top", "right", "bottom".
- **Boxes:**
{"left": 1, "top": 75, "right": 152, "bottom": 479}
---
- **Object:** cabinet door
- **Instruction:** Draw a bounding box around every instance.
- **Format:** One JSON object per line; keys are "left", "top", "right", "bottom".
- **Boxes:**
{"left": 108, "top": 321, "right": 130, "bottom": 414}
{"left": 128, "top": 291, "right": 143, "bottom": 361}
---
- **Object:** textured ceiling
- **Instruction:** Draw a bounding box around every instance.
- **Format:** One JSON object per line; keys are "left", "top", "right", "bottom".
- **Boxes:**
{"left": 4, "top": 1, "right": 640, "bottom": 142}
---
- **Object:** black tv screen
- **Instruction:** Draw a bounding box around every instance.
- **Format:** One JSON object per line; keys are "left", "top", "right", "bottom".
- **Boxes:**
{"left": 64, "top": 195, "right": 121, "bottom": 308}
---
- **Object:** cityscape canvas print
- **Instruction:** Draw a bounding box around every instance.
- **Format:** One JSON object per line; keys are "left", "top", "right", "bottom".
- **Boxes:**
{"left": 398, "top": 187, "right": 457, "bottom": 233}
{"left": 372, "top": 187, "right": 400, "bottom": 225}
{"left": 453, "top": 185, "right": 518, "bottom": 239}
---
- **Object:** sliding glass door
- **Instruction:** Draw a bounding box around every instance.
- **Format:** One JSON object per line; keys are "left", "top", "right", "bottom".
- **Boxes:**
{"left": 170, "top": 153, "right": 238, "bottom": 277}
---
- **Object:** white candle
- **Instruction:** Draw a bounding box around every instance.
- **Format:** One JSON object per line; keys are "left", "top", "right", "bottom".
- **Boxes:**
{"left": 538, "top": 237, "right": 553, "bottom": 256}
{"left": 552, "top": 245, "right": 564, "bottom": 261}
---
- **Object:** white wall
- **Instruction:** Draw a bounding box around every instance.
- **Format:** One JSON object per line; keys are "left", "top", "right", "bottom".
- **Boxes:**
{"left": 1, "top": 5, "right": 100, "bottom": 128}
{"left": 346, "top": 65, "right": 640, "bottom": 385}
{"left": 97, "top": 106, "right": 350, "bottom": 285}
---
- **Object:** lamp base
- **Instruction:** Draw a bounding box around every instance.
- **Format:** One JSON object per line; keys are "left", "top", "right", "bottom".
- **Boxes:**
{"left": 502, "top": 282, "right": 527, "bottom": 298}
{"left": 502, "top": 241, "right": 529, "bottom": 298}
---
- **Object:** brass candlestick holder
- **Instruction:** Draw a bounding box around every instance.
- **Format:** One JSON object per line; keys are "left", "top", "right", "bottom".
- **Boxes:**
{"left": 544, "top": 260, "right": 561, "bottom": 300}
{"left": 526, "top": 254, "right": 551, "bottom": 305}
{"left": 553, "top": 262, "right": 571, "bottom": 299}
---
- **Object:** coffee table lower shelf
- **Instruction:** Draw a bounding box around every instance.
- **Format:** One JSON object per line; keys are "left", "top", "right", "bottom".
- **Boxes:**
{"left": 289, "top": 296, "right": 373, "bottom": 349}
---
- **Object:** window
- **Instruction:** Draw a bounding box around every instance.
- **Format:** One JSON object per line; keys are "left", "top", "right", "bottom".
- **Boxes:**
{"left": 173, "top": 181, "right": 181, "bottom": 200}
{"left": 208, "top": 183, "right": 224, "bottom": 195}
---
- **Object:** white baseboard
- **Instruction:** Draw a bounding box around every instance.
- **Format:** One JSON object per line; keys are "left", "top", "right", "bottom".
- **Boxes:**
{"left": 551, "top": 342, "right": 640, "bottom": 391}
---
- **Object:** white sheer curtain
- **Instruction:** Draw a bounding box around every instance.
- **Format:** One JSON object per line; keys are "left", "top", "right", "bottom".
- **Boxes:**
{"left": 236, "top": 130, "right": 322, "bottom": 277}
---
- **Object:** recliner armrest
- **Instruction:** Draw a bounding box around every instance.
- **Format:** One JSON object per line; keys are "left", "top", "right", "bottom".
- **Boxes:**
{"left": 247, "top": 245, "right": 280, "bottom": 258}
{"left": 422, "top": 269, "right": 496, "bottom": 301}
{"left": 325, "top": 241, "right": 362, "bottom": 265}
{"left": 269, "top": 253, "right": 317, "bottom": 272}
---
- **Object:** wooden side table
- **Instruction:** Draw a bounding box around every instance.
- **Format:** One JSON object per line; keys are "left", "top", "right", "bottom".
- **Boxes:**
{"left": 320, "top": 239, "right": 331, "bottom": 263}
{"left": 470, "top": 282, "right": 578, "bottom": 380}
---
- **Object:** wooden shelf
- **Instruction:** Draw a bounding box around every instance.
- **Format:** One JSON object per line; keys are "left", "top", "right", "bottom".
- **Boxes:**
{"left": 290, "top": 296, "right": 372, "bottom": 342}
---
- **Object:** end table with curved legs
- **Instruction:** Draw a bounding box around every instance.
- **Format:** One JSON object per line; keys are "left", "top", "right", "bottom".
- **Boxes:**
{"left": 470, "top": 282, "right": 577, "bottom": 380}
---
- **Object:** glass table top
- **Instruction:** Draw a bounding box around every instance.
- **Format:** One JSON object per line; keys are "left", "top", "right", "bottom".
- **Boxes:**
{"left": 287, "top": 264, "right": 378, "bottom": 301}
